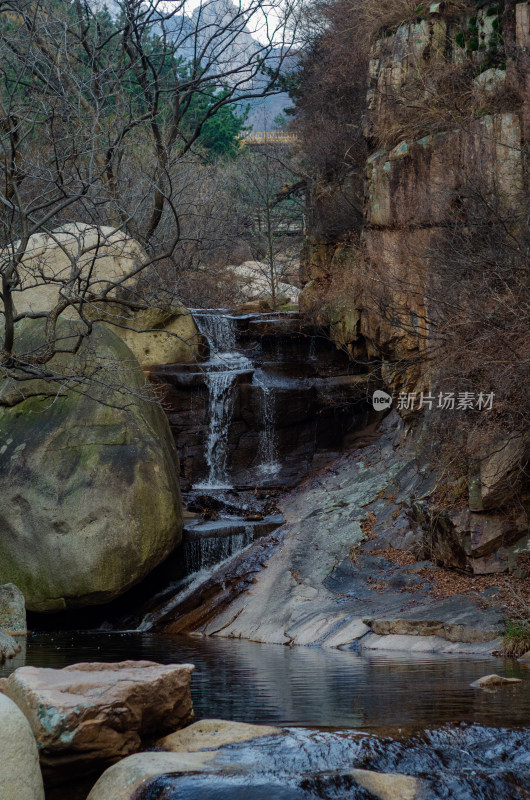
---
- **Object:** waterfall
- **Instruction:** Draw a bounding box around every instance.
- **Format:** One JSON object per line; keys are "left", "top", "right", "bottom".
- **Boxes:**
{"left": 136, "top": 526, "right": 255, "bottom": 631}
{"left": 194, "top": 311, "right": 237, "bottom": 353}
{"left": 184, "top": 526, "right": 254, "bottom": 574}
{"left": 254, "top": 371, "right": 280, "bottom": 476}
{"left": 201, "top": 371, "right": 235, "bottom": 488}
{"left": 194, "top": 311, "right": 251, "bottom": 488}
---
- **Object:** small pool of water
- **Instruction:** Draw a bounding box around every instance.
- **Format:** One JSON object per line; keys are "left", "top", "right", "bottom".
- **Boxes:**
{"left": 2, "top": 632, "right": 529, "bottom": 732}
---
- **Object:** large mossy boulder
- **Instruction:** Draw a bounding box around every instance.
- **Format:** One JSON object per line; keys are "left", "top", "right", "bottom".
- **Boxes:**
{"left": 0, "top": 319, "right": 182, "bottom": 612}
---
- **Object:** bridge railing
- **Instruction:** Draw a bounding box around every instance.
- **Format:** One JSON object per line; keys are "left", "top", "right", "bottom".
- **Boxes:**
{"left": 237, "top": 131, "right": 298, "bottom": 146}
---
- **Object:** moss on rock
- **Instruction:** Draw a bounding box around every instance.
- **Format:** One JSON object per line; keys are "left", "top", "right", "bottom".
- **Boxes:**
{"left": 0, "top": 319, "right": 182, "bottom": 612}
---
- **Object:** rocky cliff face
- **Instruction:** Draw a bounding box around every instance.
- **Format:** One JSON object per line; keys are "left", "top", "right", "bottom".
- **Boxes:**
{"left": 300, "top": 2, "right": 528, "bottom": 398}
{"left": 299, "top": 2, "right": 529, "bottom": 574}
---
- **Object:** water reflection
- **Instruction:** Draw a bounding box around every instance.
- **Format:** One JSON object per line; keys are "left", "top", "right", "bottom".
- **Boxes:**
{"left": 2, "top": 632, "right": 529, "bottom": 731}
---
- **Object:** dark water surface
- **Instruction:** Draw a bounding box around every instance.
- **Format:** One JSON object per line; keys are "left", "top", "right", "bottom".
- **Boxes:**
{"left": 2, "top": 631, "right": 529, "bottom": 731}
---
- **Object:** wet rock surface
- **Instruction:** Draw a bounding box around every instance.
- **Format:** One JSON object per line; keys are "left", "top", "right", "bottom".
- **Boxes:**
{"left": 87, "top": 723, "right": 530, "bottom": 800}
{"left": 159, "top": 413, "right": 506, "bottom": 652}
{"left": 150, "top": 311, "right": 380, "bottom": 490}
{"left": 3, "top": 660, "right": 194, "bottom": 785}
{"left": 0, "top": 628, "right": 21, "bottom": 663}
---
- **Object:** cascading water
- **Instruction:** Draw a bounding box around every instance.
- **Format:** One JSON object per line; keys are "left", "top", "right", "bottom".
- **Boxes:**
{"left": 253, "top": 370, "right": 280, "bottom": 476}
{"left": 201, "top": 370, "right": 235, "bottom": 487}
{"left": 194, "top": 311, "right": 237, "bottom": 353}
{"left": 136, "top": 524, "right": 256, "bottom": 631}
{"left": 195, "top": 311, "right": 282, "bottom": 483}
{"left": 194, "top": 312, "right": 251, "bottom": 488}
{"left": 184, "top": 525, "right": 254, "bottom": 574}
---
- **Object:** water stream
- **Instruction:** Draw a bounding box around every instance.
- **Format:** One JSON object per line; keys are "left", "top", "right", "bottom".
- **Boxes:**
{"left": 194, "top": 311, "right": 238, "bottom": 353}
{"left": 183, "top": 525, "right": 255, "bottom": 575}
{"left": 254, "top": 369, "right": 280, "bottom": 476}
{"left": 194, "top": 313, "right": 252, "bottom": 488}
{"left": 201, "top": 369, "right": 236, "bottom": 488}
{"left": 194, "top": 310, "right": 281, "bottom": 485}
{"left": 3, "top": 634, "right": 530, "bottom": 799}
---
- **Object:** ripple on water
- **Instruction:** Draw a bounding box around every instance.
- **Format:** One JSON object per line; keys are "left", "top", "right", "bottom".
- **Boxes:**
{"left": 2, "top": 632, "right": 529, "bottom": 731}
{"left": 3, "top": 633, "right": 529, "bottom": 800}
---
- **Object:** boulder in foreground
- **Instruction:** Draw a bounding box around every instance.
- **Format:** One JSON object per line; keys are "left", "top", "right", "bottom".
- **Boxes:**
{"left": 0, "top": 693, "right": 45, "bottom": 800}
{"left": 87, "top": 751, "right": 219, "bottom": 800}
{"left": 4, "top": 660, "right": 194, "bottom": 785}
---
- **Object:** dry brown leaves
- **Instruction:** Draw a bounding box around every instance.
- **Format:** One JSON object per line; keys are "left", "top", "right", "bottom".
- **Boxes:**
{"left": 418, "top": 567, "right": 530, "bottom": 618}
{"left": 360, "top": 511, "right": 377, "bottom": 539}
{"left": 364, "top": 547, "right": 530, "bottom": 619}
{"left": 366, "top": 547, "right": 417, "bottom": 567}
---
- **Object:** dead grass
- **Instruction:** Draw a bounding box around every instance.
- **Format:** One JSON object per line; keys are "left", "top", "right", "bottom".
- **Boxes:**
{"left": 360, "top": 0, "right": 474, "bottom": 37}
{"left": 368, "top": 547, "right": 530, "bottom": 621}
{"left": 360, "top": 511, "right": 377, "bottom": 539}
{"left": 502, "top": 620, "right": 530, "bottom": 658}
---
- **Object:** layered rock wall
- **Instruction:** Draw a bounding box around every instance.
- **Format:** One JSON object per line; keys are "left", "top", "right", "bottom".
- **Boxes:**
{"left": 299, "top": 2, "right": 529, "bottom": 573}
{"left": 300, "top": 2, "right": 528, "bottom": 399}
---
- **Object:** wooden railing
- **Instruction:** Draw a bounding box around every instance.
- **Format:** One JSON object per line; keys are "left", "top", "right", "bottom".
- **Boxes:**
{"left": 238, "top": 131, "right": 298, "bottom": 146}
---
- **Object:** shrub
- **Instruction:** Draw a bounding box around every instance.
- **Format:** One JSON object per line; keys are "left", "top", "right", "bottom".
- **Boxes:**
{"left": 502, "top": 619, "right": 530, "bottom": 658}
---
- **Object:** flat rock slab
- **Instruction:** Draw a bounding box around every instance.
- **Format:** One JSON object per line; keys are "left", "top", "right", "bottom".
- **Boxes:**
{"left": 363, "top": 595, "right": 505, "bottom": 644}
{"left": 159, "top": 719, "right": 282, "bottom": 752}
{"left": 4, "top": 660, "right": 194, "bottom": 785}
{"left": 325, "top": 559, "right": 504, "bottom": 642}
{"left": 351, "top": 769, "right": 421, "bottom": 800}
{"left": 359, "top": 633, "right": 502, "bottom": 655}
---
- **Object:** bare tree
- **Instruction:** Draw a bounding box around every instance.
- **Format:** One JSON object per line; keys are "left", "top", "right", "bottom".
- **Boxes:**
{"left": 225, "top": 143, "right": 304, "bottom": 307}
{"left": 0, "top": 0, "right": 300, "bottom": 392}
